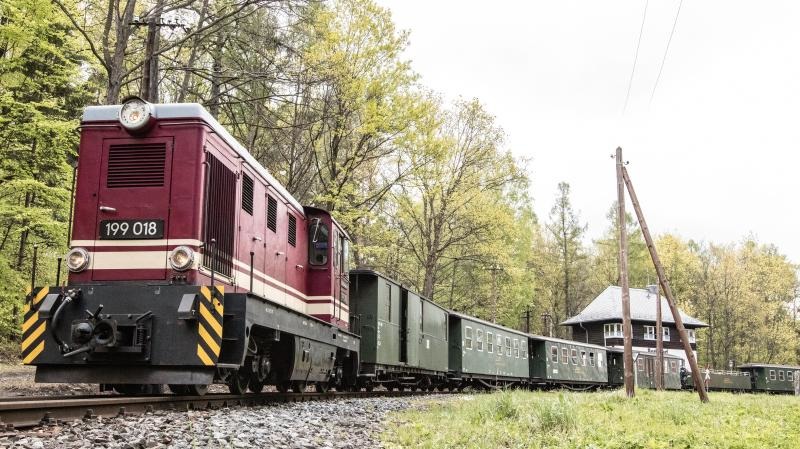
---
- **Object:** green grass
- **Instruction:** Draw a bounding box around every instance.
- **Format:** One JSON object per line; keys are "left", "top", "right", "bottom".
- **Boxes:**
{"left": 383, "top": 389, "right": 800, "bottom": 448}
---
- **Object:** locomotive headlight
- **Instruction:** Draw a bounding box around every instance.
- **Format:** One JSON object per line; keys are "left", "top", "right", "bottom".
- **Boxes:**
{"left": 169, "top": 246, "right": 195, "bottom": 271}
{"left": 66, "top": 247, "right": 91, "bottom": 272}
{"left": 118, "top": 96, "right": 154, "bottom": 132}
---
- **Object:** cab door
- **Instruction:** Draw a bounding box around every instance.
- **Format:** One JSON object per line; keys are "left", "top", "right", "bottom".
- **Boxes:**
{"left": 403, "top": 291, "right": 422, "bottom": 367}
{"left": 333, "top": 229, "right": 350, "bottom": 326}
{"left": 93, "top": 137, "right": 173, "bottom": 280}
{"left": 262, "top": 189, "right": 286, "bottom": 305}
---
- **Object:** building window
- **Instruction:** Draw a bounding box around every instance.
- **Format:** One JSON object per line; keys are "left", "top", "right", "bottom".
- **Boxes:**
{"left": 476, "top": 329, "right": 484, "bottom": 351}
{"left": 637, "top": 358, "right": 645, "bottom": 371}
{"left": 670, "top": 360, "right": 677, "bottom": 374}
{"left": 769, "top": 370, "right": 776, "bottom": 381}
{"left": 778, "top": 371, "right": 785, "bottom": 381}
{"left": 551, "top": 346, "right": 559, "bottom": 363}
{"left": 561, "top": 347, "right": 569, "bottom": 365}
{"left": 505, "top": 337, "right": 511, "bottom": 357}
{"left": 663, "top": 327, "right": 670, "bottom": 341}
{"left": 487, "top": 332, "right": 494, "bottom": 353}
{"left": 580, "top": 351, "right": 587, "bottom": 366}
{"left": 571, "top": 349, "right": 578, "bottom": 365}
{"left": 604, "top": 323, "right": 623, "bottom": 338}
{"left": 589, "top": 352, "right": 595, "bottom": 366}
{"left": 465, "top": 326, "right": 473, "bottom": 350}
{"left": 686, "top": 329, "right": 695, "bottom": 343}
{"left": 644, "top": 326, "right": 656, "bottom": 340}
{"left": 513, "top": 339, "right": 520, "bottom": 358}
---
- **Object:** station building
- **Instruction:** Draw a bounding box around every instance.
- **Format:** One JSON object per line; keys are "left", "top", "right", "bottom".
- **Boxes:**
{"left": 561, "top": 285, "right": 708, "bottom": 367}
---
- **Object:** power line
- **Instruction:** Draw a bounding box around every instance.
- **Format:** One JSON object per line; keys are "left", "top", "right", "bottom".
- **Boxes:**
{"left": 650, "top": 0, "right": 684, "bottom": 105}
{"left": 622, "top": 0, "right": 650, "bottom": 115}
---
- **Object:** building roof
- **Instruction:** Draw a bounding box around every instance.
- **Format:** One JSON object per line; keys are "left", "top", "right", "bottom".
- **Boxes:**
{"left": 560, "top": 286, "right": 708, "bottom": 327}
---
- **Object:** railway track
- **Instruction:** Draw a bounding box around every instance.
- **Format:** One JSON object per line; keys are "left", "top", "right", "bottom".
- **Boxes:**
{"left": 0, "top": 390, "right": 429, "bottom": 430}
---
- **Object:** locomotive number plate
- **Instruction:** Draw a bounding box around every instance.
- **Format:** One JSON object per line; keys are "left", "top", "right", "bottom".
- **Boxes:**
{"left": 99, "top": 219, "right": 164, "bottom": 240}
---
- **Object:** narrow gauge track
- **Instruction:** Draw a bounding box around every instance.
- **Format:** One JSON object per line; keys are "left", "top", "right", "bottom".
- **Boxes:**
{"left": 0, "top": 390, "right": 431, "bottom": 430}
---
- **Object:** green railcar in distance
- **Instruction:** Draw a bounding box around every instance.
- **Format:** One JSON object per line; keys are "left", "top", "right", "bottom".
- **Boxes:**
{"left": 683, "top": 369, "right": 751, "bottom": 392}
{"left": 738, "top": 363, "right": 800, "bottom": 394}
{"left": 448, "top": 312, "right": 529, "bottom": 389}
{"left": 528, "top": 336, "right": 608, "bottom": 387}
{"left": 349, "top": 270, "right": 448, "bottom": 390}
{"left": 634, "top": 352, "right": 683, "bottom": 390}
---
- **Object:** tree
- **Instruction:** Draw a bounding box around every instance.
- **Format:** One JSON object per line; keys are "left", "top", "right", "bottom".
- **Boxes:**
{"left": 592, "top": 202, "right": 652, "bottom": 290}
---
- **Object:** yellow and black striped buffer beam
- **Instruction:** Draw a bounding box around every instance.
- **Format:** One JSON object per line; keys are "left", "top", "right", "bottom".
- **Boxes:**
{"left": 21, "top": 287, "right": 49, "bottom": 364}
{"left": 196, "top": 285, "right": 224, "bottom": 366}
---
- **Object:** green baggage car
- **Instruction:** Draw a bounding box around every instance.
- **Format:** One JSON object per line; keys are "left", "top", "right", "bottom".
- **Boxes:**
{"left": 528, "top": 336, "right": 609, "bottom": 388}
{"left": 349, "top": 270, "right": 448, "bottom": 390}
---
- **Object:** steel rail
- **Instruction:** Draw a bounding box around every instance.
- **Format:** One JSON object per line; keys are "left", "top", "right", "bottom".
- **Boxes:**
{"left": 0, "top": 390, "right": 431, "bottom": 430}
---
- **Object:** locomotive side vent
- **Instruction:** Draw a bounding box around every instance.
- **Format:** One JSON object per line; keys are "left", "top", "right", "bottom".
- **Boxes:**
{"left": 202, "top": 154, "right": 236, "bottom": 277}
{"left": 106, "top": 143, "right": 167, "bottom": 188}
{"left": 267, "top": 195, "right": 277, "bottom": 232}
{"left": 288, "top": 214, "right": 297, "bottom": 247}
{"left": 242, "top": 174, "right": 254, "bottom": 215}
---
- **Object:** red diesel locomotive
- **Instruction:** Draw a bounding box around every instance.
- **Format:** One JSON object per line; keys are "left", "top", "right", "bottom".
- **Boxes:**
{"left": 22, "top": 97, "right": 360, "bottom": 394}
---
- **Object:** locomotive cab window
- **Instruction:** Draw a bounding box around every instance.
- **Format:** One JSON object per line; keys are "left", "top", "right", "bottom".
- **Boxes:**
{"left": 465, "top": 326, "right": 473, "bottom": 350}
{"left": 308, "top": 219, "right": 329, "bottom": 266}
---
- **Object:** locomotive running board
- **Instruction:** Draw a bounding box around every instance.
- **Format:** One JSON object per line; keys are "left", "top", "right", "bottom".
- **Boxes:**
{"left": 35, "top": 365, "right": 215, "bottom": 385}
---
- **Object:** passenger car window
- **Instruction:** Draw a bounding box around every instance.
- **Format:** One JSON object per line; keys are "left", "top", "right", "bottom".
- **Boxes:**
{"left": 580, "top": 351, "right": 587, "bottom": 366}
{"left": 513, "top": 339, "right": 519, "bottom": 358}
{"left": 769, "top": 370, "right": 776, "bottom": 380}
{"left": 551, "top": 346, "right": 558, "bottom": 363}
{"left": 496, "top": 335, "right": 502, "bottom": 355}
{"left": 589, "top": 352, "right": 595, "bottom": 366}
{"left": 487, "top": 332, "right": 493, "bottom": 353}
{"left": 476, "top": 329, "right": 484, "bottom": 351}
{"left": 779, "top": 371, "right": 785, "bottom": 381}
{"left": 571, "top": 349, "right": 578, "bottom": 365}
{"left": 465, "top": 326, "right": 473, "bottom": 350}
{"left": 561, "top": 347, "right": 568, "bottom": 365}
{"left": 505, "top": 337, "right": 511, "bottom": 357}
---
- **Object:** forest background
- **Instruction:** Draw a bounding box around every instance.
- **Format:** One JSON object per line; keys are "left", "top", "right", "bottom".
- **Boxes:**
{"left": 0, "top": 0, "right": 797, "bottom": 367}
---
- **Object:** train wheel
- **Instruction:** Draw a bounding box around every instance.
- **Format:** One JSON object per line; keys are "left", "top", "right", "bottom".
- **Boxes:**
{"left": 315, "top": 382, "right": 330, "bottom": 393}
{"left": 187, "top": 384, "right": 208, "bottom": 396}
{"left": 248, "top": 378, "right": 265, "bottom": 393}
{"left": 228, "top": 369, "right": 250, "bottom": 395}
{"left": 292, "top": 381, "right": 306, "bottom": 393}
{"left": 168, "top": 384, "right": 189, "bottom": 395}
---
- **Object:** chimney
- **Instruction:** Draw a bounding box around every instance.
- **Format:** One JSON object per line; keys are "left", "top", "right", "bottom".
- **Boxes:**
{"left": 646, "top": 284, "right": 658, "bottom": 297}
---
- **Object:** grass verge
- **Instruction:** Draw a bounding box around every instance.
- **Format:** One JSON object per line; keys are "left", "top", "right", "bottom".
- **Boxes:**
{"left": 383, "top": 389, "right": 800, "bottom": 448}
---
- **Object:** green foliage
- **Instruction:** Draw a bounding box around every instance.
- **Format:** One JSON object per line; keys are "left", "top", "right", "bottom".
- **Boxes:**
{"left": 384, "top": 390, "right": 800, "bottom": 449}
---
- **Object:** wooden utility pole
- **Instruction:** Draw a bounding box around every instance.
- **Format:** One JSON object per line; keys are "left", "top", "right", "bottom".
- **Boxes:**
{"left": 650, "top": 284, "right": 664, "bottom": 391}
{"left": 615, "top": 147, "right": 635, "bottom": 398}
{"left": 486, "top": 264, "right": 503, "bottom": 322}
{"left": 621, "top": 166, "right": 709, "bottom": 402}
{"left": 132, "top": 1, "right": 181, "bottom": 102}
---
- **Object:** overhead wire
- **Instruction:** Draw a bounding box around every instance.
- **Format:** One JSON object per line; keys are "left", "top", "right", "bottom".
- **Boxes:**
{"left": 649, "top": 0, "right": 684, "bottom": 105}
{"left": 622, "top": 0, "right": 650, "bottom": 115}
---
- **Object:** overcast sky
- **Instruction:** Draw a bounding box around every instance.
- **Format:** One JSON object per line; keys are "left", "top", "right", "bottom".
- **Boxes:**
{"left": 377, "top": 0, "right": 800, "bottom": 263}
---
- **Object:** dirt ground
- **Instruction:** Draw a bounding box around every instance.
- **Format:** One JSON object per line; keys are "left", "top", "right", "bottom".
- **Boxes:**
{"left": 0, "top": 363, "right": 98, "bottom": 397}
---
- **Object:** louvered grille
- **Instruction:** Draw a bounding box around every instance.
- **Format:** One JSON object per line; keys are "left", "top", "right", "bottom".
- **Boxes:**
{"left": 106, "top": 143, "right": 166, "bottom": 188}
{"left": 202, "top": 154, "right": 236, "bottom": 277}
{"left": 242, "top": 174, "right": 254, "bottom": 215}
{"left": 288, "top": 214, "right": 297, "bottom": 247}
{"left": 267, "top": 196, "right": 277, "bottom": 232}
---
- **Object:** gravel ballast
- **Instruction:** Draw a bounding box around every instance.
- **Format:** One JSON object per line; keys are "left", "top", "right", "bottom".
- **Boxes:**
{"left": 1, "top": 395, "right": 445, "bottom": 449}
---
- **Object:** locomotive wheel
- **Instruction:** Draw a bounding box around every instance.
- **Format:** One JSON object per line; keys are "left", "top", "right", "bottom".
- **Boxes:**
{"left": 228, "top": 369, "right": 251, "bottom": 395}
{"left": 292, "top": 381, "right": 306, "bottom": 393}
{"left": 187, "top": 384, "right": 208, "bottom": 396}
{"left": 248, "top": 378, "right": 265, "bottom": 393}
{"left": 276, "top": 381, "right": 291, "bottom": 393}
{"left": 315, "top": 382, "right": 330, "bottom": 393}
{"left": 168, "top": 384, "right": 189, "bottom": 395}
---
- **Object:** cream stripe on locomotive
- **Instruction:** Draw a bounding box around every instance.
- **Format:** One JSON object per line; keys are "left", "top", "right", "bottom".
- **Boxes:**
{"left": 83, "top": 248, "right": 348, "bottom": 319}
{"left": 71, "top": 239, "right": 204, "bottom": 247}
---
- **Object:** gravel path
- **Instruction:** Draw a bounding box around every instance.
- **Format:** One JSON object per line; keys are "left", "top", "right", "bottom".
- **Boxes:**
{"left": 1, "top": 395, "right": 445, "bottom": 449}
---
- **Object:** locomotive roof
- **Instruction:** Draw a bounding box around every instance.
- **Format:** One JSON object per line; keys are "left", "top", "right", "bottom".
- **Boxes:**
{"left": 82, "top": 103, "right": 304, "bottom": 214}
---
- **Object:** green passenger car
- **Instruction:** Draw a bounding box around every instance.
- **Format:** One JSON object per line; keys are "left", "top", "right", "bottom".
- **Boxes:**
{"left": 683, "top": 369, "right": 751, "bottom": 392}
{"left": 528, "top": 336, "right": 609, "bottom": 386}
{"left": 448, "top": 312, "right": 529, "bottom": 388}
{"left": 633, "top": 352, "right": 683, "bottom": 390}
{"left": 349, "top": 270, "right": 448, "bottom": 390}
{"left": 738, "top": 363, "right": 800, "bottom": 394}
